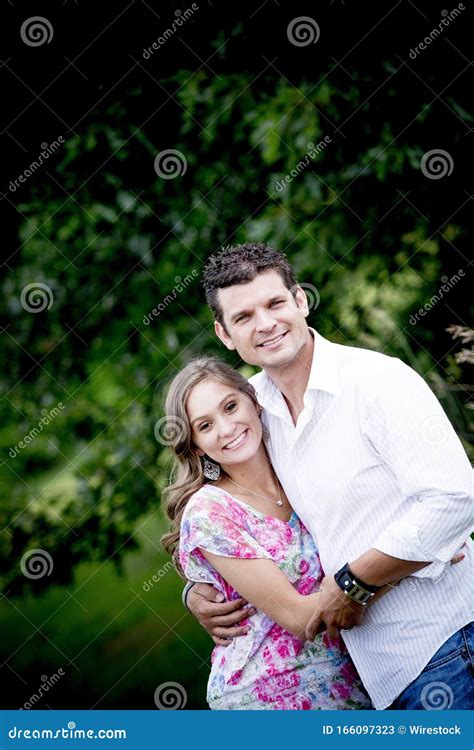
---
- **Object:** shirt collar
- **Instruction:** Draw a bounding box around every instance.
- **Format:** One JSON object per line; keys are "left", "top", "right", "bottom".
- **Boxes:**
{"left": 255, "top": 328, "right": 340, "bottom": 412}
{"left": 306, "top": 328, "right": 340, "bottom": 395}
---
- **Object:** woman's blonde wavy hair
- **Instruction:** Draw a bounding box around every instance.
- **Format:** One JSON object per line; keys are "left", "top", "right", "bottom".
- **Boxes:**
{"left": 160, "top": 356, "right": 261, "bottom": 576}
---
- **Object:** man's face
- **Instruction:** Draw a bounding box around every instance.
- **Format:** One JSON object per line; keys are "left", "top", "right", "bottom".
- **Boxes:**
{"left": 214, "top": 269, "right": 310, "bottom": 369}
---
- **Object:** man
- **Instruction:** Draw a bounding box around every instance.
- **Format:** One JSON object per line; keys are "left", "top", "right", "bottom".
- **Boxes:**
{"left": 184, "top": 242, "right": 473, "bottom": 710}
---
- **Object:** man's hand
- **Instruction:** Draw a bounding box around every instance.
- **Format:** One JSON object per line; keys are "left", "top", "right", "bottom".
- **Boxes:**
{"left": 305, "top": 576, "right": 365, "bottom": 642}
{"left": 186, "top": 583, "right": 256, "bottom": 646}
{"left": 305, "top": 546, "right": 467, "bottom": 643}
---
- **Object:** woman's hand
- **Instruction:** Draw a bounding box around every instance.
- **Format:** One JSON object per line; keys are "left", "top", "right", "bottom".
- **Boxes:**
{"left": 186, "top": 583, "right": 256, "bottom": 647}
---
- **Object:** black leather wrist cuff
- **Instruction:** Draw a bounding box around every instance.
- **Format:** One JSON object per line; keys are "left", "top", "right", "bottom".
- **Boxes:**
{"left": 345, "top": 565, "right": 382, "bottom": 593}
{"left": 334, "top": 563, "right": 382, "bottom": 605}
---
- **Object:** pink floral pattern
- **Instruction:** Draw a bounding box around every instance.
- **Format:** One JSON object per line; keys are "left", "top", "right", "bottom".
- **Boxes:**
{"left": 179, "top": 484, "right": 372, "bottom": 710}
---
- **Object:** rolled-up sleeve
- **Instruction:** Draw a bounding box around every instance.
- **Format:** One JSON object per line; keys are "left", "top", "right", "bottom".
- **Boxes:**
{"left": 363, "top": 358, "right": 474, "bottom": 579}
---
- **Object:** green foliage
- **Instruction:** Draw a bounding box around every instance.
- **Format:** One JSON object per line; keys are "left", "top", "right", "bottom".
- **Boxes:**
{"left": 2, "top": 52, "right": 472, "bottom": 596}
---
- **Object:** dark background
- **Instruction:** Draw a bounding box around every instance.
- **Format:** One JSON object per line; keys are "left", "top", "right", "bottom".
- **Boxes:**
{"left": 0, "top": 0, "right": 472, "bottom": 709}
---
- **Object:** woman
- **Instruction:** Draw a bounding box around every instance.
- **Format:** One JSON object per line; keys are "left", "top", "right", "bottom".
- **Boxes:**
{"left": 161, "top": 356, "right": 373, "bottom": 710}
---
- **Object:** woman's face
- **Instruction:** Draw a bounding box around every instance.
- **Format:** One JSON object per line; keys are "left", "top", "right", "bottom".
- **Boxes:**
{"left": 186, "top": 377, "right": 263, "bottom": 470}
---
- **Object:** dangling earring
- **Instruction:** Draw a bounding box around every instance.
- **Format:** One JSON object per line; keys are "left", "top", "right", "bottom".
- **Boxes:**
{"left": 202, "top": 455, "right": 221, "bottom": 481}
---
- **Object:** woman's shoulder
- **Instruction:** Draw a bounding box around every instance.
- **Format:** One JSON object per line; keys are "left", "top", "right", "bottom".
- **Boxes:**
{"left": 183, "top": 484, "right": 230, "bottom": 518}
{"left": 182, "top": 484, "right": 248, "bottom": 526}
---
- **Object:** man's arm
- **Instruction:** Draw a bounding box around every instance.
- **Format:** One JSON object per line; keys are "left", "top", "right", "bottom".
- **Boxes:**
{"left": 305, "top": 553, "right": 426, "bottom": 641}
{"left": 305, "top": 548, "right": 467, "bottom": 641}
{"left": 364, "top": 359, "right": 473, "bottom": 575}
{"left": 186, "top": 582, "right": 257, "bottom": 647}
{"left": 306, "top": 358, "right": 473, "bottom": 640}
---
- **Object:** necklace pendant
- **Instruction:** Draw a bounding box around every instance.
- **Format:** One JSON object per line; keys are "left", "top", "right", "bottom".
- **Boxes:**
{"left": 277, "top": 499, "right": 283, "bottom": 506}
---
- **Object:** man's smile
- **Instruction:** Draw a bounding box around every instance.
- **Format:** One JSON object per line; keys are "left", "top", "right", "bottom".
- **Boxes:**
{"left": 257, "top": 331, "right": 288, "bottom": 348}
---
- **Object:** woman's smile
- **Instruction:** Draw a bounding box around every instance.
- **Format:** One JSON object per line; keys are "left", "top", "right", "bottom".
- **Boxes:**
{"left": 222, "top": 428, "right": 249, "bottom": 452}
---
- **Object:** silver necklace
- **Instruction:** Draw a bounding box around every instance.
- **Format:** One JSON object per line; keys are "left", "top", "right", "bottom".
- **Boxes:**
{"left": 227, "top": 476, "right": 283, "bottom": 507}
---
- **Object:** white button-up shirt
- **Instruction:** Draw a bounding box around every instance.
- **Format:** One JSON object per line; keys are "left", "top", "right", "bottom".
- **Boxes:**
{"left": 250, "top": 329, "right": 474, "bottom": 709}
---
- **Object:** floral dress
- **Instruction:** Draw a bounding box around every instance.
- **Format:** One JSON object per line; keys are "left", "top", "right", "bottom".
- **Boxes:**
{"left": 179, "top": 484, "right": 372, "bottom": 710}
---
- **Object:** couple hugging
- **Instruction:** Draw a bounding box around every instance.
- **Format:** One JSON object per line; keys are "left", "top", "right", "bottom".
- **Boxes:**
{"left": 161, "top": 243, "right": 473, "bottom": 711}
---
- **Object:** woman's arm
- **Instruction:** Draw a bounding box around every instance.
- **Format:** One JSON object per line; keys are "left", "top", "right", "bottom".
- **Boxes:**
{"left": 199, "top": 548, "right": 319, "bottom": 640}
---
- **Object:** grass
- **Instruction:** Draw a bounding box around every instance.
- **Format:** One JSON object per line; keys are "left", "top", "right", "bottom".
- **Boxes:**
{"left": 0, "top": 513, "right": 211, "bottom": 709}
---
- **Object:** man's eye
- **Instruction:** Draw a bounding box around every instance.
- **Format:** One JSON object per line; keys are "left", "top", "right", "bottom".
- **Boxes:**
{"left": 270, "top": 300, "right": 283, "bottom": 307}
{"left": 236, "top": 314, "right": 248, "bottom": 323}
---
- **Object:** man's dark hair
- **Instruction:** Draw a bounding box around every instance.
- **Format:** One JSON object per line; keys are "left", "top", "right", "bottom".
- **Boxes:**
{"left": 202, "top": 242, "right": 298, "bottom": 327}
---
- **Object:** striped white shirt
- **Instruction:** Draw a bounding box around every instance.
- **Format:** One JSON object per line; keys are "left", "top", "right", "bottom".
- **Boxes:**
{"left": 250, "top": 329, "right": 474, "bottom": 709}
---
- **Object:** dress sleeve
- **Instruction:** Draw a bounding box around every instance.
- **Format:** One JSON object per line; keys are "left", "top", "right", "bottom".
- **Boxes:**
{"left": 179, "top": 489, "right": 272, "bottom": 588}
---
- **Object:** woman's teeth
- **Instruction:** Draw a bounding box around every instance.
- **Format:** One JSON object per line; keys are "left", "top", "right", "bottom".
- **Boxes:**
{"left": 223, "top": 430, "right": 248, "bottom": 450}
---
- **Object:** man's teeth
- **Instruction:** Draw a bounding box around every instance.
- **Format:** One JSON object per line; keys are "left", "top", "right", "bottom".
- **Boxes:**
{"left": 260, "top": 333, "right": 285, "bottom": 347}
{"left": 224, "top": 430, "right": 247, "bottom": 449}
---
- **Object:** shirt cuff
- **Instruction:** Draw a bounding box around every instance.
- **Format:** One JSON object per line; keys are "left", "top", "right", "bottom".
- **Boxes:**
{"left": 408, "top": 560, "right": 448, "bottom": 580}
{"left": 182, "top": 581, "right": 196, "bottom": 610}
{"left": 373, "top": 523, "right": 448, "bottom": 581}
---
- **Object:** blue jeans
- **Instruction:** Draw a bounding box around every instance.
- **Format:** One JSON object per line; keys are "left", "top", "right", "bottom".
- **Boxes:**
{"left": 390, "top": 622, "right": 474, "bottom": 709}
